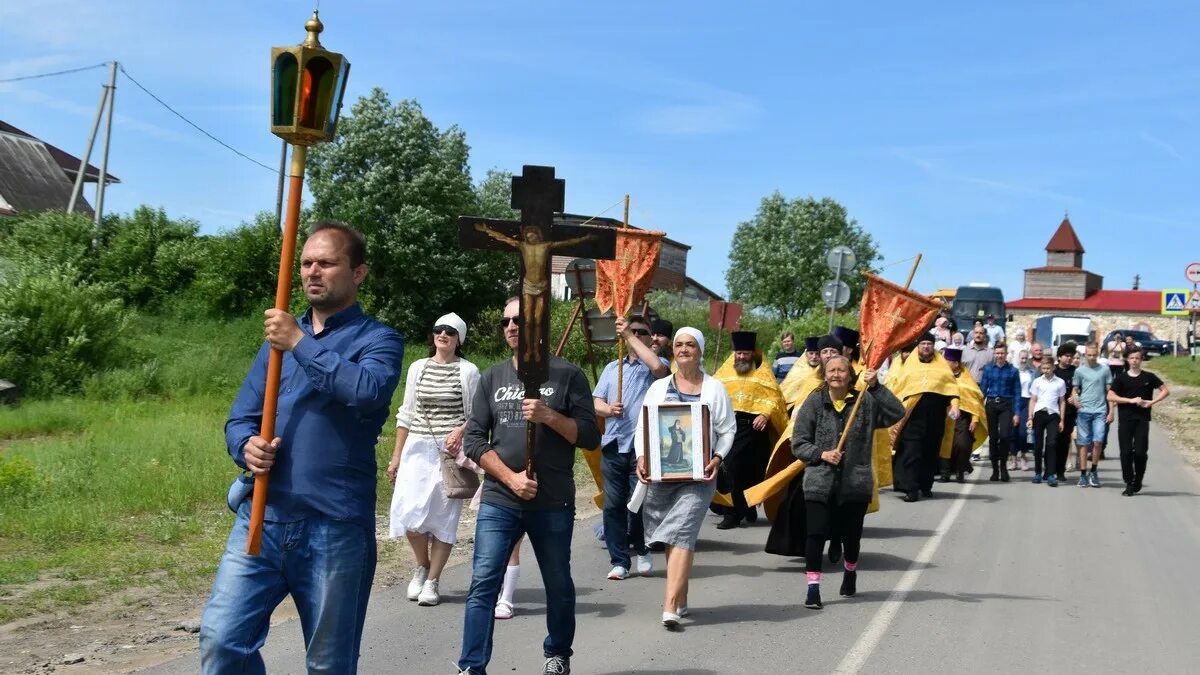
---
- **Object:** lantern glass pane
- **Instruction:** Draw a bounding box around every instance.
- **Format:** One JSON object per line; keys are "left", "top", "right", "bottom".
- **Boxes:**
{"left": 326, "top": 59, "right": 351, "bottom": 137}
{"left": 272, "top": 53, "right": 298, "bottom": 126}
{"left": 299, "top": 56, "right": 335, "bottom": 130}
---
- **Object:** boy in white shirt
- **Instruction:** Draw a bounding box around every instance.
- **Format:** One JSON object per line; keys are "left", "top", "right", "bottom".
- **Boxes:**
{"left": 1027, "top": 360, "right": 1067, "bottom": 486}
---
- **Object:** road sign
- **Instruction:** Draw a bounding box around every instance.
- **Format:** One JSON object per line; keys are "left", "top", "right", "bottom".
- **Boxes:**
{"left": 1163, "top": 289, "right": 1189, "bottom": 316}
{"left": 822, "top": 280, "right": 851, "bottom": 309}
{"left": 826, "top": 246, "right": 857, "bottom": 274}
{"left": 1190, "top": 290, "right": 1200, "bottom": 312}
{"left": 1186, "top": 262, "right": 1200, "bottom": 284}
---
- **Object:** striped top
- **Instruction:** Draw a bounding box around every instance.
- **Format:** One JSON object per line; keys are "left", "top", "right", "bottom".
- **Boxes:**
{"left": 411, "top": 360, "right": 466, "bottom": 438}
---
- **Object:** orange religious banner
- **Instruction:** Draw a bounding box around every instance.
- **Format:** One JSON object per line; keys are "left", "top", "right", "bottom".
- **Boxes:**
{"left": 859, "top": 272, "right": 944, "bottom": 370}
{"left": 595, "top": 229, "right": 665, "bottom": 316}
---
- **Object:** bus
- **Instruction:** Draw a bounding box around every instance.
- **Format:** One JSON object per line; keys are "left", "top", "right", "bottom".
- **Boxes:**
{"left": 951, "top": 284, "right": 1005, "bottom": 338}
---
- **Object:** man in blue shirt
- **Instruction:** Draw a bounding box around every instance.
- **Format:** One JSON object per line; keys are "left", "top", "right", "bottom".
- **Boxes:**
{"left": 593, "top": 316, "right": 670, "bottom": 580}
{"left": 979, "top": 345, "right": 1021, "bottom": 482}
{"left": 200, "top": 222, "right": 404, "bottom": 674}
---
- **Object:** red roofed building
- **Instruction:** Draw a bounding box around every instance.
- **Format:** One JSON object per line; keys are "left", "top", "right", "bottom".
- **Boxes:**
{"left": 1007, "top": 216, "right": 1183, "bottom": 347}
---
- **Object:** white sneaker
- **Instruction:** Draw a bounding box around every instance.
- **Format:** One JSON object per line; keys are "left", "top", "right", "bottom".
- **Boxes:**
{"left": 662, "top": 610, "right": 680, "bottom": 628}
{"left": 677, "top": 605, "right": 689, "bottom": 617}
{"left": 417, "top": 579, "right": 440, "bottom": 606}
{"left": 407, "top": 566, "right": 428, "bottom": 601}
{"left": 635, "top": 554, "right": 653, "bottom": 576}
{"left": 607, "top": 565, "right": 629, "bottom": 580}
{"left": 493, "top": 600, "right": 514, "bottom": 620}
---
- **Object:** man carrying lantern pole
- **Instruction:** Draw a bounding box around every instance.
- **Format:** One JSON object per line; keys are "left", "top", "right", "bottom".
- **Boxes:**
{"left": 199, "top": 13, "right": 404, "bottom": 673}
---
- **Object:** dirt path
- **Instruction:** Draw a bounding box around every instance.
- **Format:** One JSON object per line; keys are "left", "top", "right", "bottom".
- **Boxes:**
{"left": 1150, "top": 374, "right": 1200, "bottom": 469}
{"left": 0, "top": 495, "right": 601, "bottom": 674}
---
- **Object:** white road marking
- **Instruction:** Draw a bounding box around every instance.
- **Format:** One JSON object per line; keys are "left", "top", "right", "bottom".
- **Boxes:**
{"left": 834, "top": 480, "right": 975, "bottom": 674}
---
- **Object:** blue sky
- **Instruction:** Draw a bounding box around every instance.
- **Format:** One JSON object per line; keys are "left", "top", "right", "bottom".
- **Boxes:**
{"left": 3, "top": 1, "right": 1197, "bottom": 301}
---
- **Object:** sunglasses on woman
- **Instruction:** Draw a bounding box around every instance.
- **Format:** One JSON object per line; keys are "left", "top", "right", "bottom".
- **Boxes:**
{"left": 499, "top": 316, "right": 522, "bottom": 328}
{"left": 630, "top": 328, "right": 651, "bottom": 337}
{"left": 432, "top": 325, "right": 458, "bottom": 337}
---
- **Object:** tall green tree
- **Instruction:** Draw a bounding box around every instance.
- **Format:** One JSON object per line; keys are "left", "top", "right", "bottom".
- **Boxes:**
{"left": 725, "top": 193, "right": 880, "bottom": 320}
{"left": 306, "top": 88, "right": 517, "bottom": 338}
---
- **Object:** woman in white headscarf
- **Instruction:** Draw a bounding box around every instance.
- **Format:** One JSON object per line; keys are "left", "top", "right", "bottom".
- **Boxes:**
{"left": 632, "top": 327, "right": 736, "bottom": 629}
{"left": 387, "top": 312, "right": 480, "bottom": 607}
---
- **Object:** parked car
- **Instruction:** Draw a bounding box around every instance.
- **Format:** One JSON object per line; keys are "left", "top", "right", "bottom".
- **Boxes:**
{"left": 1101, "top": 329, "right": 1175, "bottom": 359}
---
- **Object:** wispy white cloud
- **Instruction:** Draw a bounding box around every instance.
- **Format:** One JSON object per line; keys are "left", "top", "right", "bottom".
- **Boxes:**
{"left": 633, "top": 94, "right": 762, "bottom": 135}
{"left": 1138, "top": 130, "right": 1183, "bottom": 161}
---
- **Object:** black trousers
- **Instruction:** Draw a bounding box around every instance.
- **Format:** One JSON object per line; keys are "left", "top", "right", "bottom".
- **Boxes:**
{"left": 985, "top": 398, "right": 1014, "bottom": 462}
{"left": 1031, "top": 409, "right": 1060, "bottom": 476}
{"left": 1055, "top": 410, "right": 1076, "bottom": 476}
{"left": 804, "top": 499, "right": 869, "bottom": 573}
{"left": 1117, "top": 415, "right": 1151, "bottom": 486}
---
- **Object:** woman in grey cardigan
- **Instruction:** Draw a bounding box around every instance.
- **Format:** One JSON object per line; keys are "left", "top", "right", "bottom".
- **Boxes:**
{"left": 791, "top": 355, "right": 904, "bottom": 609}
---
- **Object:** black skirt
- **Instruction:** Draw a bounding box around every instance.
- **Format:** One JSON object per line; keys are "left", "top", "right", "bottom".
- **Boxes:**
{"left": 764, "top": 470, "right": 807, "bottom": 556}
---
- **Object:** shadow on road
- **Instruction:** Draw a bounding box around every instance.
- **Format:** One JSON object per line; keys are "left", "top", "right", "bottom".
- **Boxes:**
{"left": 588, "top": 662, "right": 715, "bottom": 667}
{"left": 1135, "top": 490, "right": 1200, "bottom": 498}
{"left": 676, "top": 602, "right": 804, "bottom": 627}
{"left": 694, "top": 537, "right": 767, "bottom": 555}
{"left": 852, "top": 589, "right": 1054, "bottom": 604}
{"left": 593, "top": 670, "right": 719, "bottom": 675}
{"left": 861, "top": 526, "right": 936, "bottom": 539}
{"left": 687, "top": 563, "right": 773, "bottom": 580}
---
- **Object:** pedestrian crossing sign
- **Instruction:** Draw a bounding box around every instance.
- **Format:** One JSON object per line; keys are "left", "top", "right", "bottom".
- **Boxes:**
{"left": 1162, "top": 289, "right": 1189, "bottom": 315}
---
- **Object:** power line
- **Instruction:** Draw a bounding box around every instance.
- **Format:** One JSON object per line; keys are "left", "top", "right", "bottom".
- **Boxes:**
{"left": 0, "top": 62, "right": 109, "bottom": 84}
{"left": 117, "top": 64, "right": 277, "bottom": 174}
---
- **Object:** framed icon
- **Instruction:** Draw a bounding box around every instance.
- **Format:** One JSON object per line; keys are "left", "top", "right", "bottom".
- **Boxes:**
{"left": 643, "top": 402, "right": 711, "bottom": 482}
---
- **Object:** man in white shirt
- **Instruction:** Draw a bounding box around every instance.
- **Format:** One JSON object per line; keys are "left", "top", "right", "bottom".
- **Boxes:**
{"left": 984, "top": 314, "right": 1005, "bottom": 349}
{"left": 1027, "top": 360, "right": 1066, "bottom": 486}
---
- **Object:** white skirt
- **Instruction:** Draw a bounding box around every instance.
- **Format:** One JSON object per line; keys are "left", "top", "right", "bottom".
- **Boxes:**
{"left": 388, "top": 434, "right": 464, "bottom": 544}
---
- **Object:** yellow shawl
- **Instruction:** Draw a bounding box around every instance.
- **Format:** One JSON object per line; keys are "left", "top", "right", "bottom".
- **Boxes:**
{"left": 940, "top": 366, "right": 988, "bottom": 458}
{"left": 779, "top": 358, "right": 821, "bottom": 408}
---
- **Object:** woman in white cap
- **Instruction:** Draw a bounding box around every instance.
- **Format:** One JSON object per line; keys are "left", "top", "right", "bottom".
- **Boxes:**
{"left": 387, "top": 312, "right": 480, "bottom": 607}
{"left": 633, "top": 327, "right": 736, "bottom": 628}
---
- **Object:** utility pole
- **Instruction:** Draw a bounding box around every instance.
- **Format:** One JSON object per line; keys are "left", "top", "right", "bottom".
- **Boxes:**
{"left": 67, "top": 64, "right": 112, "bottom": 214}
{"left": 94, "top": 60, "right": 118, "bottom": 226}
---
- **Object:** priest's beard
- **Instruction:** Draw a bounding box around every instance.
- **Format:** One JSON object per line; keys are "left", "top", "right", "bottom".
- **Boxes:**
{"left": 733, "top": 359, "right": 753, "bottom": 375}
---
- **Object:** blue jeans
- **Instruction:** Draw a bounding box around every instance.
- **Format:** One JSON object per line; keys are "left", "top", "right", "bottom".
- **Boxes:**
{"left": 458, "top": 502, "right": 575, "bottom": 674}
{"left": 199, "top": 503, "right": 376, "bottom": 675}
{"left": 1010, "top": 397, "right": 1029, "bottom": 455}
{"left": 601, "top": 441, "right": 646, "bottom": 568}
{"left": 1076, "top": 410, "right": 1108, "bottom": 446}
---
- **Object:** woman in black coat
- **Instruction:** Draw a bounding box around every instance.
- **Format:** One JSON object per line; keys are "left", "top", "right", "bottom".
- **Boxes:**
{"left": 791, "top": 355, "right": 904, "bottom": 609}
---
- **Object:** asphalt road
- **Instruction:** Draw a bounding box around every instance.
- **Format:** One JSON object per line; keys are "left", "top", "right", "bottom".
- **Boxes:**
{"left": 147, "top": 421, "right": 1200, "bottom": 674}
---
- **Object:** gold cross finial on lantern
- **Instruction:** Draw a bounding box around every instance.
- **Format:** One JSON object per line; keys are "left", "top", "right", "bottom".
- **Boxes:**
{"left": 303, "top": 10, "right": 324, "bottom": 48}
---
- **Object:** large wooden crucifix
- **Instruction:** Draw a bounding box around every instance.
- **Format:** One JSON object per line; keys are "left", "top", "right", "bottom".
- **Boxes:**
{"left": 459, "top": 165, "right": 616, "bottom": 476}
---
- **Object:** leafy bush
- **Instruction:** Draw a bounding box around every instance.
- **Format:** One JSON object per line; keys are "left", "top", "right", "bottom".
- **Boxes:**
{"left": 0, "top": 211, "right": 96, "bottom": 280}
{"left": 92, "top": 206, "right": 203, "bottom": 308}
{"left": 0, "top": 454, "right": 44, "bottom": 507}
{"left": 0, "top": 264, "right": 131, "bottom": 396}
{"left": 81, "top": 360, "right": 164, "bottom": 400}
{"left": 189, "top": 212, "right": 283, "bottom": 318}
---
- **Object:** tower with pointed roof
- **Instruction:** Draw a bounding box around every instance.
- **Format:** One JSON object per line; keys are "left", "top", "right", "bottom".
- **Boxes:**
{"left": 1022, "top": 215, "right": 1103, "bottom": 300}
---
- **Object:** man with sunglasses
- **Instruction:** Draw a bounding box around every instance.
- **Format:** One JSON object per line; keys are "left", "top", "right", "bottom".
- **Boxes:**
{"left": 458, "top": 298, "right": 600, "bottom": 675}
{"left": 593, "top": 316, "right": 670, "bottom": 581}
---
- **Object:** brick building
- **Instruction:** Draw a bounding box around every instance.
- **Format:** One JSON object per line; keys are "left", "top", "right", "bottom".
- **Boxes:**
{"left": 549, "top": 213, "right": 723, "bottom": 303}
{"left": 1006, "top": 216, "right": 1184, "bottom": 347}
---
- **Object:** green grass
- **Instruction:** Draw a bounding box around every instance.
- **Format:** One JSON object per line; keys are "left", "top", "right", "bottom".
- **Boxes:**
{"left": 0, "top": 307, "right": 618, "bottom": 622}
{"left": 1149, "top": 356, "right": 1200, "bottom": 388}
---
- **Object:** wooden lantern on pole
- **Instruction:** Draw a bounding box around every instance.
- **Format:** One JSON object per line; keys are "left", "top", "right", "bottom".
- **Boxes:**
{"left": 246, "top": 10, "right": 350, "bottom": 556}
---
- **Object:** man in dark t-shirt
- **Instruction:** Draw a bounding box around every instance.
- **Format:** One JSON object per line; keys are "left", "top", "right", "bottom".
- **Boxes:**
{"left": 1052, "top": 343, "right": 1079, "bottom": 479}
{"left": 459, "top": 297, "right": 600, "bottom": 675}
{"left": 1107, "top": 347, "right": 1169, "bottom": 495}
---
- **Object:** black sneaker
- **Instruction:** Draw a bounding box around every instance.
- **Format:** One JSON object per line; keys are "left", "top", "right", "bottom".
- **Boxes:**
{"left": 938, "top": 473, "right": 951, "bottom": 483}
{"left": 921, "top": 488, "right": 934, "bottom": 498}
{"left": 1121, "top": 484, "right": 1134, "bottom": 496}
{"left": 1132, "top": 480, "right": 1143, "bottom": 494}
{"left": 840, "top": 570, "right": 857, "bottom": 597}
{"left": 902, "top": 492, "right": 919, "bottom": 502}
{"left": 745, "top": 508, "right": 759, "bottom": 524}
{"left": 989, "top": 470, "right": 1000, "bottom": 482}
{"left": 543, "top": 655, "right": 570, "bottom": 674}
{"left": 804, "top": 585, "right": 823, "bottom": 609}
{"left": 716, "top": 513, "right": 741, "bottom": 530}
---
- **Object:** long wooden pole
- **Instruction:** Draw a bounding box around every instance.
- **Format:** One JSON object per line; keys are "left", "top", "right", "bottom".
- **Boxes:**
{"left": 247, "top": 144, "right": 307, "bottom": 556}
{"left": 616, "top": 194, "right": 630, "bottom": 403}
{"left": 831, "top": 254, "right": 925, "bottom": 454}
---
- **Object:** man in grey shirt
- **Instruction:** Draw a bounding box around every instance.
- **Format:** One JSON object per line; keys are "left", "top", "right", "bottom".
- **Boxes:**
{"left": 458, "top": 297, "right": 600, "bottom": 675}
{"left": 961, "top": 325, "right": 993, "bottom": 383}
{"left": 1071, "top": 344, "right": 1113, "bottom": 488}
